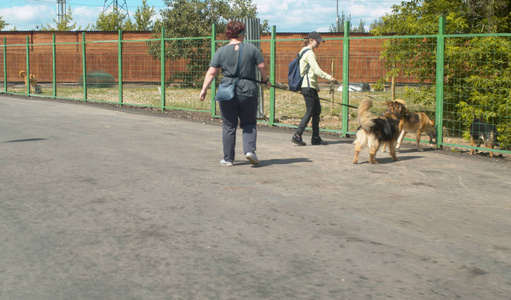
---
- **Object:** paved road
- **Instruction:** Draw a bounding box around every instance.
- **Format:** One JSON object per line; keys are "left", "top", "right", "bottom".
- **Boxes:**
{"left": 1, "top": 95, "right": 510, "bottom": 299}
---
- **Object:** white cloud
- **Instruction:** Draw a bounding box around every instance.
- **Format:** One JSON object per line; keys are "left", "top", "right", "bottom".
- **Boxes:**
{"left": 1, "top": 5, "right": 54, "bottom": 29}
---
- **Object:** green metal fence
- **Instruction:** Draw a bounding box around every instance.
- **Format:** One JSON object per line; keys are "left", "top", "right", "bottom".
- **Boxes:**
{"left": 1, "top": 17, "right": 510, "bottom": 156}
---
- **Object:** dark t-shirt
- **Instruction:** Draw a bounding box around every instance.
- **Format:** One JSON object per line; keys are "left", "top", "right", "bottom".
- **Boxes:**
{"left": 210, "top": 43, "right": 265, "bottom": 97}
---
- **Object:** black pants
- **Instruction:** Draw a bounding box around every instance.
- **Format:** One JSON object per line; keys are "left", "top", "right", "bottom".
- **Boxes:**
{"left": 296, "top": 88, "right": 321, "bottom": 137}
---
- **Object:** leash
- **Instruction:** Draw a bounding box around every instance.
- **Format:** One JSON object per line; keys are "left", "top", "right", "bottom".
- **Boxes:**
{"left": 240, "top": 77, "right": 360, "bottom": 109}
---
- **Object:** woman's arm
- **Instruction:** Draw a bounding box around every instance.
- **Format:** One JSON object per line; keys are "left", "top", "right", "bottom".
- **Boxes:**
{"left": 257, "top": 62, "right": 271, "bottom": 87}
{"left": 306, "top": 51, "right": 334, "bottom": 81}
{"left": 199, "top": 66, "right": 220, "bottom": 101}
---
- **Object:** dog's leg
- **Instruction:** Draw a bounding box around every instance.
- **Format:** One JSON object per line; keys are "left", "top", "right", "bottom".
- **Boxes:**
{"left": 368, "top": 141, "right": 379, "bottom": 164}
{"left": 416, "top": 131, "right": 423, "bottom": 151}
{"left": 382, "top": 142, "right": 387, "bottom": 152}
{"left": 487, "top": 140, "right": 494, "bottom": 158}
{"left": 470, "top": 138, "right": 476, "bottom": 155}
{"left": 388, "top": 140, "right": 398, "bottom": 161}
{"left": 353, "top": 141, "right": 361, "bottom": 164}
{"left": 396, "top": 129, "right": 406, "bottom": 152}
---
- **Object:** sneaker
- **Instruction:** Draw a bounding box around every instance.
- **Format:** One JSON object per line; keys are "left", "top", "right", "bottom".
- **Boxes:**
{"left": 291, "top": 134, "right": 306, "bottom": 146}
{"left": 245, "top": 152, "right": 260, "bottom": 165}
{"left": 220, "top": 159, "right": 233, "bottom": 166}
{"left": 311, "top": 136, "right": 328, "bottom": 145}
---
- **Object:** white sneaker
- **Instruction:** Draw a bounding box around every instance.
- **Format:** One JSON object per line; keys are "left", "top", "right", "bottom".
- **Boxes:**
{"left": 245, "top": 152, "right": 260, "bottom": 165}
{"left": 220, "top": 159, "right": 233, "bottom": 166}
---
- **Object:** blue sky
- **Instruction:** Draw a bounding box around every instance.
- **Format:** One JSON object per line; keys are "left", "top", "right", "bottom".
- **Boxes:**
{"left": 0, "top": 0, "right": 406, "bottom": 32}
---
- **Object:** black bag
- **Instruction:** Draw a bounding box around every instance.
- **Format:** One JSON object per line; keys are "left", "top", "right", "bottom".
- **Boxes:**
{"left": 287, "top": 48, "right": 310, "bottom": 92}
{"left": 215, "top": 44, "right": 244, "bottom": 101}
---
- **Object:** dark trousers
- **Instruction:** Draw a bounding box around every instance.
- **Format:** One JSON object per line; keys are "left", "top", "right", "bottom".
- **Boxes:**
{"left": 219, "top": 95, "right": 258, "bottom": 162}
{"left": 296, "top": 88, "right": 321, "bottom": 137}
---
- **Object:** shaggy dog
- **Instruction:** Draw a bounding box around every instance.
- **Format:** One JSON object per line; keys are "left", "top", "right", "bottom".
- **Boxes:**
{"left": 352, "top": 99, "right": 407, "bottom": 164}
{"left": 470, "top": 118, "right": 498, "bottom": 157}
{"left": 19, "top": 70, "right": 37, "bottom": 93}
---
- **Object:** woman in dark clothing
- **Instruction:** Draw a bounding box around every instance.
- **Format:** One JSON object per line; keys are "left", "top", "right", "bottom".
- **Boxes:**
{"left": 200, "top": 21, "right": 270, "bottom": 166}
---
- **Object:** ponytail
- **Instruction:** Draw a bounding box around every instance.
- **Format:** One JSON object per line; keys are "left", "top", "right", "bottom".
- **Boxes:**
{"left": 301, "top": 38, "right": 313, "bottom": 47}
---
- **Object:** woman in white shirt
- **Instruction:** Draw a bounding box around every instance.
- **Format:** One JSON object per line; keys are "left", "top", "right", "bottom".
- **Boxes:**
{"left": 291, "top": 31, "right": 336, "bottom": 146}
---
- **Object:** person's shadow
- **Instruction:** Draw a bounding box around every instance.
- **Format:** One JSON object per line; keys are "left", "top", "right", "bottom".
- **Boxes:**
{"left": 241, "top": 157, "right": 312, "bottom": 167}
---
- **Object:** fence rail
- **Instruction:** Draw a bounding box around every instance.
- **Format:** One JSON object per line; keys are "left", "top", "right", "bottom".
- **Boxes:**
{"left": 1, "top": 17, "right": 510, "bottom": 156}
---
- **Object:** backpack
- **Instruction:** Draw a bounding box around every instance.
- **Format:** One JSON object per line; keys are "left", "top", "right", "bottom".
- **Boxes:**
{"left": 287, "top": 48, "right": 311, "bottom": 92}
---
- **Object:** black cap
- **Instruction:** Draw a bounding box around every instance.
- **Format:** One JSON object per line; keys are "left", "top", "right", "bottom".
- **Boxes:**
{"left": 307, "top": 31, "right": 324, "bottom": 43}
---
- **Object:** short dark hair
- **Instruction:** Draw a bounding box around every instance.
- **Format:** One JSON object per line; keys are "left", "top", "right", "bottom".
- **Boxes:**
{"left": 225, "top": 21, "right": 245, "bottom": 39}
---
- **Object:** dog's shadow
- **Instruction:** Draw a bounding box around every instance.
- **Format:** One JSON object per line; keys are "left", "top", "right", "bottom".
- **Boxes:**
{"left": 357, "top": 155, "right": 423, "bottom": 164}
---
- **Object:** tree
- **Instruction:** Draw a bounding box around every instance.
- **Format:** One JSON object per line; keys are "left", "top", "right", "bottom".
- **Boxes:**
{"left": 36, "top": 6, "right": 88, "bottom": 31}
{"left": 329, "top": 12, "right": 351, "bottom": 32}
{"left": 133, "top": 0, "right": 156, "bottom": 31}
{"left": 352, "top": 20, "right": 366, "bottom": 33}
{"left": 0, "top": 16, "right": 8, "bottom": 31}
{"left": 371, "top": 0, "right": 511, "bottom": 147}
{"left": 369, "top": 17, "right": 384, "bottom": 32}
{"left": 149, "top": 0, "right": 267, "bottom": 87}
{"left": 93, "top": 8, "right": 130, "bottom": 31}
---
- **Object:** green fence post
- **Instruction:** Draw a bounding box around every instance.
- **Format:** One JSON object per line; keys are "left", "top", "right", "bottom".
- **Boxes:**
{"left": 52, "top": 34, "right": 56, "bottom": 98}
{"left": 118, "top": 30, "right": 123, "bottom": 106}
{"left": 2, "top": 38, "right": 6, "bottom": 93}
{"left": 160, "top": 27, "right": 165, "bottom": 111}
{"left": 341, "top": 21, "right": 350, "bottom": 137}
{"left": 210, "top": 24, "right": 217, "bottom": 117}
{"left": 435, "top": 16, "right": 445, "bottom": 149}
{"left": 269, "top": 25, "right": 276, "bottom": 126}
{"left": 25, "top": 36, "right": 30, "bottom": 96}
{"left": 82, "top": 32, "right": 87, "bottom": 102}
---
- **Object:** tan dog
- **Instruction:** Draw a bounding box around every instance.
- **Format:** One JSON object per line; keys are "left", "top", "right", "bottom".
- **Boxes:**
{"left": 19, "top": 70, "right": 37, "bottom": 93}
{"left": 395, "top": 111, "right": 436, "bottom": 151}
{"left": 352, "top": 99, "right": 407, "bottom": 164}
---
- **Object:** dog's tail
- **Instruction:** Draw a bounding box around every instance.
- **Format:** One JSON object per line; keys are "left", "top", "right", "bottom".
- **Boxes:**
{"left": 357, "top": 99, "right": 374, "bottom": 131}
{"left": 19, "top": 70, "right": 26, "bottom": 77}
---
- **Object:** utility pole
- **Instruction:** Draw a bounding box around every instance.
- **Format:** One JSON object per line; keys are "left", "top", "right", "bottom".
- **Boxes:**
{"left": 57, "top": 0, "right": 66, "bottom": 24}
{"left": 103, "top": 0, "right": 130, "bottom": 18}
{"left": 336, "top": 0, "right": 339, "bottom": 32}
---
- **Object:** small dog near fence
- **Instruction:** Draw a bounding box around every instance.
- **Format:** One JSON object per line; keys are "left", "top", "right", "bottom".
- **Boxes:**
{"left": 470, "top": 118, "right": 498, "bottom": 157}
{"left": 352, "top": 99, "right": 407, "bottom": 164}
{"left": 19, "top": 70, "right": 38, "bottom": 94}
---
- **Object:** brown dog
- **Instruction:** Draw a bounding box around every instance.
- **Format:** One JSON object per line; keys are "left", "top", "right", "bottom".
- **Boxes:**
{"left": 19, "top": 70, "right": 37, "bottom": 93}
{"left": 395, "top": 111, "right": 436, "bottom": 151}
{"left": 353, "top": 99, "right": 407, "bottom": 164}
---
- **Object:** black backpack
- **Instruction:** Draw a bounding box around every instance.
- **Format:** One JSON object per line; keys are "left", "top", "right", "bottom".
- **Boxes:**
{"left": 287, "top": 48, "right": 311, "bottom": 92}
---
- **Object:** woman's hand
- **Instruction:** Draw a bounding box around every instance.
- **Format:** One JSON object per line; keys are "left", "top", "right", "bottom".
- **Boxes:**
{"left": 199, "top": 89, "right": 208, "bottom": 101}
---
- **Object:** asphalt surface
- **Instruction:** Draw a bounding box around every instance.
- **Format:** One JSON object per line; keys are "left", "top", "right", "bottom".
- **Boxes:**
{"left": 1, "top": 95, "right": 510, "bottom": 300}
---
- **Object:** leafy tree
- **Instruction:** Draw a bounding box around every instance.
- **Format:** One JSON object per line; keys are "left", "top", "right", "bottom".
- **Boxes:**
{"left": 93, "top": 8, "right": 130, "bottom": 31}
{"left": 352, "top": 20, "right": 366, "bottom": 33}
{"left": 369, "top": 17, "right": 384, "bottom": 32}
{"left": 149, "top": 0, "right": 267, "bottom": 87}
{"left": 36, "top": 6, "right": 89, "bottom": 31}
{"left": 329, "top": 12, "right": 351, "bottom": 32}
{"left": 133, "top": 0, "right": 156, "bottom": 31}
{"left": 0, "top": 16, "right": 8, "bottom": 30}
{"left": 371, "top": 0, "right": 511, "bottom": 147}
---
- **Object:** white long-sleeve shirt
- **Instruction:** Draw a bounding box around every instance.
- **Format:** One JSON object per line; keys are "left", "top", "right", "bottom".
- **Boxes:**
{"left": 299, "top": 46, "right": 333, "bottom": 90}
